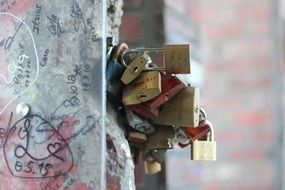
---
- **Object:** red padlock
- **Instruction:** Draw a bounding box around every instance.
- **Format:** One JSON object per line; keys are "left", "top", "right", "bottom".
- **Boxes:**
{"left": 128, "top": 103, "right": 159, "bottom": 120}
{"left": 145, "top": 74, "right": 185, "bottom": 109}
{"left": 128, "top": 131, "right": 148, "bottom": 144}
{"left": 178, "top": 142, "right": 191, "bottom": 148}
{"left": 183, "top": 124, "right": 210, "bottom": 141}
{"left": 182, "top": 108, "right": 210, "bottom": 141}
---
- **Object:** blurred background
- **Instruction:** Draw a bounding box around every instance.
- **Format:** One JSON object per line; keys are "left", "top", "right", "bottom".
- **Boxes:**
{"left": 120, "top": 0, "right": 284, "bottom": 189}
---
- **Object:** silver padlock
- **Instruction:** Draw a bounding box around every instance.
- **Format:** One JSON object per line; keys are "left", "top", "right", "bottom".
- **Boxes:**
{"left": 174, "top": 127, "right": 190, "bottom": 146}
{"left": 125, "top": 108, "right": 155, "bottom": 134}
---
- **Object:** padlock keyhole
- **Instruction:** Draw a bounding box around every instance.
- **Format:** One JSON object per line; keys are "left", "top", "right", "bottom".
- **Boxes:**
{"left": 132, "top": 66, "right": 139, "bottom": 73}
{"left": 139, "top": 94, "right": 147, "bottom": 100}
{"left": 164, "top": 94, "right": 169, "bottom": 101}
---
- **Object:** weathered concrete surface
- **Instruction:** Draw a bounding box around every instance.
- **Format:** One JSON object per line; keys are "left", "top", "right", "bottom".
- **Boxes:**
{"left": 106, "top": 0, "right": 136, "bottom": 189}
{"left": 0, "top": 0, "right": 134, "bottom": 189}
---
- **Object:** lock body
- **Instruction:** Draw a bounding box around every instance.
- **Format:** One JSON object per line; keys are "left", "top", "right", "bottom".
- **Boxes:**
{"left": 145, "top": 74, "right": 185, "bottom": 109}
{"left": 183, "top": 125, "right": 210, "bottom": 141}
{"left": 191, "top": 140, "right": 216, "bottom": 161}
{"left": 164, "top": 44, "right": 191, "bottom": 74}
{"left": 152, "top": 86, "right": 200, "bottom": 127}
{"left": 122, "top": 71, "right": 161, "bottom": 105}
{"left": 191, "top": 121, "right": 216, "bottom": 161}
{"left": 128, "top": 103, "right": 159, "bottom": 120}
{"left": 144, "top": 125, "right": 174, "bottom": 151}
{"left": 149, "top": 149, "right": 167, "bottom": 163}
{"left": 144, "top": 161, "right": 161, "bottom": 175}
{"left": 174, "top": 127, "right": 191, "bottom": 147}
{"left": 121, "top": 53, "right": 151, "bottom": 84}
{"left": 125, "top": 108, "right": 155, "bottom": 134}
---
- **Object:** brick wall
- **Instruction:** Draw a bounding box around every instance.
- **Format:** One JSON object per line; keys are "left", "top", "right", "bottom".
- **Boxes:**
{"left": 164, "top": 0, "right": 284, "bottom": 190}
{"left": 120, "top": 0, "right": 284, "bottom": 189}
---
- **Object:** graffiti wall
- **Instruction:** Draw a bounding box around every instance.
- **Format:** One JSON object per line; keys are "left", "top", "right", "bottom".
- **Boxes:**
{"left": 0, "top": 0, "right": 106, "bottom": 189}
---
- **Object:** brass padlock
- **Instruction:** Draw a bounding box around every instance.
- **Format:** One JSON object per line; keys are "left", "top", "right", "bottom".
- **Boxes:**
{"left": 164, "top": 44, "right": 191, "bottom": 74}
{"left": 122, "top": 71, "right": 161, "bottom": 105}
{"left": 121, "top": 53, "right": 151, "bottom": 84}
{"left": 125, "top": 108, "right": 155, "bottom": 134}
{"left": 144, "top": 125, "right": 174, "bottom": 151}
{"left": 191, "top": 121, "right": 216, "bottom": 161}
{"left": 151, "top": 86, "right": 200, "bottom": 127}
{"left": 144, "top": 161, "right": 161, "bottom": 175}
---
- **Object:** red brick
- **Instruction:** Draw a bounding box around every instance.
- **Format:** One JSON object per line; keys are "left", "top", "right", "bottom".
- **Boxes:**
{"left": 216, "top": 130, "right": 245, "bottom": 143}
{"left": 235, "top": 112, "right": 272, "bottom": 126}
{"left": 230, "top": 77, "right": 272, "bottom": 92}
{"left": 255, "top": 130, "right": 276, "bottom": 144}
{"left": 120, "top": 14, "right": 143, "bottom": 43}
{"left": 227, "top": 149, "right": 269, "bottom": 160}
{"left": 202, "top": 183, "right": 220, "bottom": 190}
{"left": 205, "top": 24, "right": 244, "bottom": 39}
{"left": 237, "top": 2, "right": 271, "bottom": 20}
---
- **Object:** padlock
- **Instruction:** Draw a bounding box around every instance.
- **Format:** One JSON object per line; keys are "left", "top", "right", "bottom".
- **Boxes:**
{"left": 125, "top": 108, "right": 155, "bottom": 134}
{"left": 144, "top": 125, "right": 174, "bottom": 151}
{"left": 191, "top": 121, "right": 216, "bottom": 161}
{"left": 106, "top": 59, "right": 124, "bottom": 102}
{"left": 106, "top": 42, "right": 129, "bottom": 102}
{"left": 128, "top": 103, "right": 159, "bottom": 120}
{"left": 183, "top": 124, "right": 210, "bottom": 142}
{"left": 174, "top": 127, "right": 191, "bottom": 148}
{"left": 183, "top": 108, "right": 210, "bottom": 141}
{"left": 121, "top": 44, "right": 191, "bottom": 74}
{"left": 180, "top": 108, "right": 210, "bottom": 141}
{"left": 144, "top": 152, "right": 155, "bottom": 162}
{"left": 122, "top": 71, "right": 161, "bottom": 105}
{"left": 149, "top": 149, "right": 167, "bottom": 163}
{"left": 121, "top": 53, "right": 151, "bottom": 84}
{"left": 128, "top": 131, "right": 147, "bottom": 144}
{"left": 144, "top": 161, "right": 161, "bottom": 175}
{"left": 151, "top": 86, "right": 200, "bottom": 127}
{"left": 113, "top": 42, "right": 129, "bottom": 61}
{"left": 199, "top": 108, "right": 207, "bottom": 125}
{"left": 144, "top": 74, "right": 185, "bottom": 109}
{"left": 164, "top": 44, "right": 191, "bottom": 74}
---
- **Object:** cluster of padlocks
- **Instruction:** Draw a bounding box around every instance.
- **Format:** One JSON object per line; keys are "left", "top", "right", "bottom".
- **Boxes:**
{"left": 106, "top": 39, "right": 216, "bottom": 175}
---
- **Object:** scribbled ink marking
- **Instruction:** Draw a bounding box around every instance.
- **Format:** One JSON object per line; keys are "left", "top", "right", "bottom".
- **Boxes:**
{"left": 3, "top": 114, "right": 74, "bottom": 178}
{"left": 0, "top": 12, "right": 40, "bottom": 116}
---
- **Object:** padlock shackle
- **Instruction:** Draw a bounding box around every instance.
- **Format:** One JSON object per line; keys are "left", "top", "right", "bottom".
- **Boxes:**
{"left": 125, "top": 47, "right": 164, "bottom": 54}
{"left": 205, "top": 120, "right": 214, "bottom": 141}
{"left": 200, "top": 108, "right": 207, "bottom": 120}
{"left": 120, "top": 48, "right": 165, "bottom": 70}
